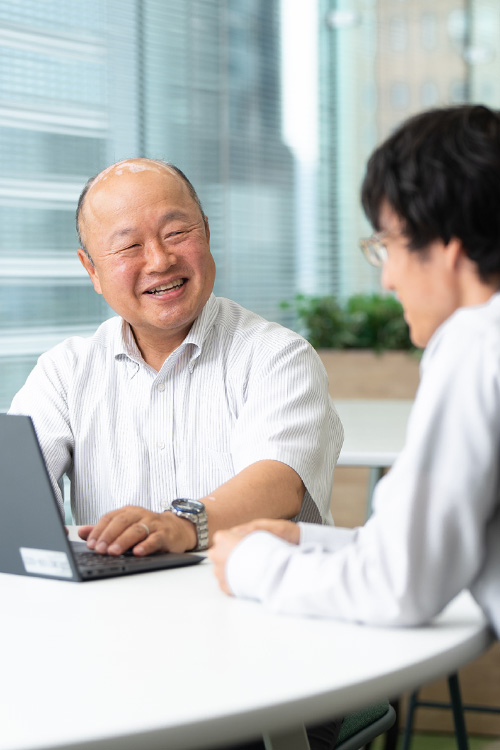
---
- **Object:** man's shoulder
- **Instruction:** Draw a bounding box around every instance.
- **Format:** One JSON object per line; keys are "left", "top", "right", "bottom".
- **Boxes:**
{"left": 424, "top": 293, "right": 500, "bottom": 377}
{"left": 41, "top": 316, "right": 122, "bottom": 363}
{"left": 213, "top": 297, "right": 309, "bottom": 350}
{"left": 432, "top": 294, "right": 500, "bottom": 349}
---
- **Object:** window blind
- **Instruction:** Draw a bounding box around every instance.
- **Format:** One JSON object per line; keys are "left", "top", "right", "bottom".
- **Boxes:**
{"left": 2, "top": 0, "right": 499, "bottom": 410}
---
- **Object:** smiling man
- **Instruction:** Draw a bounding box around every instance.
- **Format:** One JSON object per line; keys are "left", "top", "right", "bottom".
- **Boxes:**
{"left": 77, "top": 161, "right": 216, "bottom": 372}
{"left": 210, "top": 105, "right": 500, "bottom": 639}
{"left": 9, "top": 159, "right": 343, "bottom": 561}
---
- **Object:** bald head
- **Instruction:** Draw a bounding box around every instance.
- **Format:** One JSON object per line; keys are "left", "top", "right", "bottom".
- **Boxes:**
{"left": 76, "top": 159, "right": 206, "bottom": 262}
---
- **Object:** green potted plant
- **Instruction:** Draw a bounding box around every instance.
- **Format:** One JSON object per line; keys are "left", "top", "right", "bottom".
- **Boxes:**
{"left": 282, "top": 293, "right": 420, "bottom": 399}
{"left": 282, "top": 292, "right": 413, "bottom": 351}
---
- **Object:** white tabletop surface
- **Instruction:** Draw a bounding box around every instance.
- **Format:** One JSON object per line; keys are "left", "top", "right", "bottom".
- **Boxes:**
{"left": 335, "top": 399, "right": 414, "bottom": 468}
{"left": 0, "top": 534, "right": 493, "bottom": 750}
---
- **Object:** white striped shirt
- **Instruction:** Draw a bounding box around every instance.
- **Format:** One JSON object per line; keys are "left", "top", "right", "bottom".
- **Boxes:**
{"left": 10, "top": 295, "right": 343, "bottom": 525}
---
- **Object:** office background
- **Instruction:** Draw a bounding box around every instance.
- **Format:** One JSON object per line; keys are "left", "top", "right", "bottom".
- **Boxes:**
{"left": 1, "top": 0, "right": 499, "bottom": 411}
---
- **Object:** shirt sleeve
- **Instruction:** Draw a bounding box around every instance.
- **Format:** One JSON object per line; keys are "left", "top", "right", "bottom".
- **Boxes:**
{"left": 230, "top": 338, "right": 344, "bottom": 523}
{"left": 299, "top": 522, "right": 356, "bottom": 551}
{"left": 8, "top": 346, "right": 74, "bottom": 514}
{"left": 226, "top": 315, "right": 500, "bottom": 626}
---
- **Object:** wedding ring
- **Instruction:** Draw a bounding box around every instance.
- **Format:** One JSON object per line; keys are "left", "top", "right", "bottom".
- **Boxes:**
{"left": 139, "top": 522, "right": 150, "bottom": 538}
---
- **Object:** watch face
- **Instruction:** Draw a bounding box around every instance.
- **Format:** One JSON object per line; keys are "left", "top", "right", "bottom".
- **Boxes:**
{"left": 172, "top": 498, "right": 203, "bottom": 515}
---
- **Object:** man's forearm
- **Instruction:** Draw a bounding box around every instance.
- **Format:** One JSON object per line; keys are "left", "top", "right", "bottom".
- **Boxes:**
{"left": 201, "top": 459, "right": 305, "bottom": 545}
{"left": 79, "top": 460, "right": 306, "bottom": 556}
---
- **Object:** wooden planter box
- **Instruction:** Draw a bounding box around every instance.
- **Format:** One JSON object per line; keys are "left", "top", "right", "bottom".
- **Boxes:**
{"left": 318, "top": 349, "right": 421, "bottom": 400}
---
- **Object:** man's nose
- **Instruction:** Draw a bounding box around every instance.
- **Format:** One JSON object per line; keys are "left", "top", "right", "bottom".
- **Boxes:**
{"left": 144, "top": 239, "right": 176, "bottom": 271}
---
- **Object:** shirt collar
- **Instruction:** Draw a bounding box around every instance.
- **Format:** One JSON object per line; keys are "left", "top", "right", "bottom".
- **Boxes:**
{"left": 112, "top": 321, "right": 143, "bottom": 378}
{"left": 181, "top": 293, "right": 219, "bottom": 364}
{"left": 421, "top": 290, "right": 500, "bottom": 374}
{"left": 113, "top": 294, "right": 219, "bottom": 374}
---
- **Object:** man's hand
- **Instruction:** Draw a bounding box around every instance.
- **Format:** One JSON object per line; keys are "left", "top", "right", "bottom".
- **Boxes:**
{"left": 208, "top": 529, "right": 247, "bottom": 594}
{"left": 78, "top": 506, "right": 197, "bottom": 556}
{"left": 209, "top": 519, "right": 300, "bottom": 594}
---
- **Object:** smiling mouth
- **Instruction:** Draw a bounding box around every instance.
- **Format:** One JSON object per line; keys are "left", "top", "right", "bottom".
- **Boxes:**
{"left": 145, "top": 279, "right": 186, "bottom": 295}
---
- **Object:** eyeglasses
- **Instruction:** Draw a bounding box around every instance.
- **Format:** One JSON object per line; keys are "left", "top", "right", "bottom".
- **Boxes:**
{"left": 359, "top": 231, "right": 389, "bottom": 267}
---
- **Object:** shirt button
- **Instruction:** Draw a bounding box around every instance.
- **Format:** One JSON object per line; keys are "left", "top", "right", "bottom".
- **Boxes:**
{"left": 157, "top": 382, "right": 165, "bottom": 392}
{"left": 158, "top": 442, "right": 165, "bottom": 450}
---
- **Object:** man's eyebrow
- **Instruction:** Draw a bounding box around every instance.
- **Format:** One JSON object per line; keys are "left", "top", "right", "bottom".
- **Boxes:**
{"left": 108, "top": 211, "right": 191, "bottom": 243}
{"left": 159, "top": 210, "right": 190, "bottom": 223}
{"left": 109, "top": 227, "right": 137, "bottom": 243}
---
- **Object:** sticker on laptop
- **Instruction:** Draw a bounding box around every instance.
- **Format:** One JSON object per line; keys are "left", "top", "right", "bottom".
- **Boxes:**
{"left": 20, "top": 547, "right": 73, "bottom": 578}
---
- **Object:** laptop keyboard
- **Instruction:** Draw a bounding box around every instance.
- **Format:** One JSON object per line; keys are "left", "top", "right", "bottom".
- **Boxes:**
{"left": 74, "top": 549, "right": 154, "bottom": 568}
{"left": 68, "top": 540, "right": 202, "bottom": 579}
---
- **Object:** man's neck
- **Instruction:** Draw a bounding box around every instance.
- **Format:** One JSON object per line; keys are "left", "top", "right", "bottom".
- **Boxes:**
{"left": 459, "top": 273, "right": 500, "bottom": 309}
{"left": 131, "top": 325, "right": 193, "bottom": 372}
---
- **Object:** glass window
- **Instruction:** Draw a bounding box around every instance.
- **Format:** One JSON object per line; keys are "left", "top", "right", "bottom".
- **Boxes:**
{"left": 421, "top": 12, "right": 438, "bottom": 50}
{"left": 2, "top": 0, "right": 500, "bottom": 411}
{"left": 450, "top": 79, "right": 467, "bottom": 102}
{"left": 0, "top": 0, "right": 124, "bottom": 408}
{"left": 389, "top": 16, "right": 409, "bottom": 52}
{"left": 420, "top": 80, "right": 440, "bottom": 107}
{"left": 448, "top": 7, "right": 468, "bottom": 46}
{"left": 390, "top": 82, "right": 411, "bottom": 109}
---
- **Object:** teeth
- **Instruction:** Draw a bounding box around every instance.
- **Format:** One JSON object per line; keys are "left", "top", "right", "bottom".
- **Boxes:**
{"left": 147, "top": 280, "right": 184, "bottom": 294}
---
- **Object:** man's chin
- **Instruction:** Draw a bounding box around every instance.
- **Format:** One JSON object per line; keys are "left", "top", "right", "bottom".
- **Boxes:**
{"left": 409, "top": 328, "right": 429, "bottom": 349}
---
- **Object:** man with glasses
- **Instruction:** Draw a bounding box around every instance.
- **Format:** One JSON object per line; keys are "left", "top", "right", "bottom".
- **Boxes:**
{"left": 210, "top": 104, "right": 500, "bottom": 640}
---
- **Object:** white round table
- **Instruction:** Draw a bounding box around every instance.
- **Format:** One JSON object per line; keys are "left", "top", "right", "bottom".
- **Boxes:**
{"left": 0, "top": 548, "right": 493, "bottom": 750}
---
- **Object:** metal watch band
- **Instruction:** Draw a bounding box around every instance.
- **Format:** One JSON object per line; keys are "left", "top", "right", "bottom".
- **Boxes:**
{"left": 192, "top": 515, "right": 209, "bottom": 552}
{"left": 168, "top": 499, "right": 209, "bottom": 552}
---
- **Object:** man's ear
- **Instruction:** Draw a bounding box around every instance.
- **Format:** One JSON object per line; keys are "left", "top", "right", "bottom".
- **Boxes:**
{"left": 77, "top": 248, "right": 103, "bottom": 295}
{"left": 444, "top": 237, "right": 464, "bottom": 271}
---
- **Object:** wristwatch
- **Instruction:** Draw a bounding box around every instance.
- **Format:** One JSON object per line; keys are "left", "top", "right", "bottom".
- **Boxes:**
{"left": 169, "top": 498, "right": 209, "bottom": 551}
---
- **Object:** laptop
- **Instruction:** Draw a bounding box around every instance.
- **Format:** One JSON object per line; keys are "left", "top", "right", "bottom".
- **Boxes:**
{"left": 0, "top": 413, "right": 203, "bottom": 581}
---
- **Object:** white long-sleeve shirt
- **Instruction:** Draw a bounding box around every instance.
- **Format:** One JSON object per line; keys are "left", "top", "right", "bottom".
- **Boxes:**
{"left": 9, "top": 295, "right": 343, "bottom": 525}
{"left": 227, "top": 294, "right": 500, "bottom": 638}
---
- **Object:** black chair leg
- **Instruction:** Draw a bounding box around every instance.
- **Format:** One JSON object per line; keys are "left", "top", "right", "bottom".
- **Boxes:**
{"left": 384, "top": 699, "right": 400, "bottom": 750}
{"left": 448, "top": 673, "right": 468, "bottom": 750}
{"left": 401, "top": 673, "right": 469, "bottom": 750}
{"left": 402, "top": 692, "right": 418, "bottom": 750}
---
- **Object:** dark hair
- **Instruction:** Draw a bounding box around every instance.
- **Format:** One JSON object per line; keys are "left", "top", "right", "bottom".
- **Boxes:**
{"left": 75, "top": 160, "right": 206, "bottom": 263}
{"left": 361, "top": 105, "right": 500, "bottom": 280}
